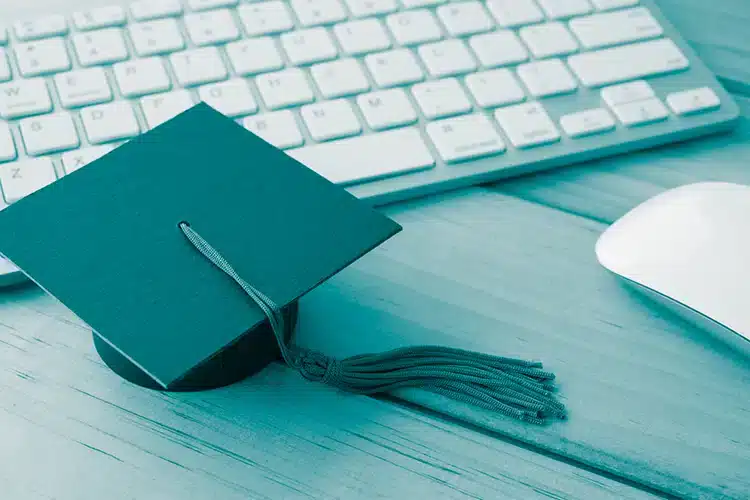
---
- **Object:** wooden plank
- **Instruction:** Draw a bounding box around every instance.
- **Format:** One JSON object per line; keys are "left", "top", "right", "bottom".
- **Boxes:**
{"left": 496, "top": 95, "right": 750, "bottom": 224}
{"left": 293, "top": 189, "right": 750, "bottom": 499}
{"left": 656, "top": 0, "right": 750, "bottom": 94}
{"left": 0, "top": 285, "right": 655, "bottom": 500}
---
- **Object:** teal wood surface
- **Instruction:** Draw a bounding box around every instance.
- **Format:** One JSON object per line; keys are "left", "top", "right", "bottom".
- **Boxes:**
{"left": 297, "top": 187, "right": 750, "bottom": 499}
{"left": 0, "top": 287, "right": 654, "bottom": 500}
{"left": 656, "top": 0, "right": 750, "bottom": 96}
{"left": 1, "top": 0, "right": 750, "bottom": 499}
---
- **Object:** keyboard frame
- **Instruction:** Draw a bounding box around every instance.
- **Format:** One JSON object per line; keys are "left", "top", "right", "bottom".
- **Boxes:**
{"left": 0, "top": 0, "right": 743, "bottom": 286}
{"left": 344, "top": 0, "right": 740, "bottom": 205}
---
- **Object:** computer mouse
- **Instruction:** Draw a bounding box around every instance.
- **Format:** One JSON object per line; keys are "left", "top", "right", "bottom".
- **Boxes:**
{"left": 595, "top": 182, "right": 750, "bottom": 355}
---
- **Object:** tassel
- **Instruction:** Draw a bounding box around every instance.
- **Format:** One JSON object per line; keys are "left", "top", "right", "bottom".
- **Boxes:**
{"left": 179, "top": 222, "right": 567, "bottom": 425}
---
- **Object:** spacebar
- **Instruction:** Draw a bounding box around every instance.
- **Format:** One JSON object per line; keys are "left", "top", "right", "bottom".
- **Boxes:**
{"left": 286, "top": 127, "right": 436, "bottom": 186}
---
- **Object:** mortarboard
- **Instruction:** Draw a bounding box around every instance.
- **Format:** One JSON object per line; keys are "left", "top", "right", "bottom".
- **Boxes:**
{"left": 0, "top": 104, "right": 566, "bottom": 423}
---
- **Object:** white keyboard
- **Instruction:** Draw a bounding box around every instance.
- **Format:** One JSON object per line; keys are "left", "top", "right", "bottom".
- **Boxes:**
{"left": 0, "top": 0, "right": 741, "bottom": 286}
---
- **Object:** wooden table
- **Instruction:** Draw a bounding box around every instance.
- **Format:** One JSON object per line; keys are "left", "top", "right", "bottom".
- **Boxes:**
{"left": 1, "top": 1, "right": 749, "bottom": 498}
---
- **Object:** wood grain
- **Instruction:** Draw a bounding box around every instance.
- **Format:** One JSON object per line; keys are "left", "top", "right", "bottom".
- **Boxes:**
{"left": 656, "top": 0, "right": 750, "bottom": 95}
{"left": 0, "top": 285, "right": 656, "bottom": 500}
{"left": 0, "top": 0, "right": 748, "bottom": 499}
{"left": 294, "top": 188, "right": 750, "bottom": 499}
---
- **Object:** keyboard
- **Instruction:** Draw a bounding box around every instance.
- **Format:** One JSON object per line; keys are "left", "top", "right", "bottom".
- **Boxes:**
{"left": 0, "top": 0, "right": 741, "bottom": 286}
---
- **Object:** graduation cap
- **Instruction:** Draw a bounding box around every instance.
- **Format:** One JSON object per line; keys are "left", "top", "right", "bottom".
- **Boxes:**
{"left": 0, "top": 104, "right": 566, "bottom": 424}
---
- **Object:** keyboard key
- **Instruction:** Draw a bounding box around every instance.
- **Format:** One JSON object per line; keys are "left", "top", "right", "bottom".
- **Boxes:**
{"left": 13, "top": 16, "right": 68, "bottom": 41}
{"left": 0, "top": 49, "right": 10, "bottom": 82}
{"left": 73, "top": 6, "right": 127, "bottom": 31}
{"left": 187, "top": 0, "right": 239, "bottom": 10}
{"left": 281, "top": 28, "right": 338, "bottom": 66}
{"left": 609, "top": 98, "right": 669, "bottom": 126}
{"left": 291, "top": 0, "right": 348, "bottom": 27}
{"left": 591, "top": 0, "right": 639, "bottom": 10}
{"left": 287, "top": 127, "right": 435, "bottom": 185}
{"left": 334, "top": 19, "right": 392, "bottom": 56}
{"left": 72, "top": 29, "right": 129, "bottom": 66}
{"left": 345, "top": 0, "right": 398, "bottom": 17}
{"left": 243, "top": 110, "right": 304, "bottom": 149}
{"left": 469, "top": 31, "right": 528, "bottom": 68}
{"left": 54, "top": 68, "right": 113, "bottom": 108}
{"left": 81, "top": 101, "right": 140, "bottom": 143}
{"left": 486, "top": 0, "right": 544, "bottom": 28}
{"left": 128, "top": 20, "right": 185, "bottom": 57}
{"left": 0, "top": 123, "right": 17, "bottom": 162}
{"left": 666, "top": 87, "right": 720, "bottom": 116}
{"left": 237, "top": 2, "right": 295, "bottom": 36}
{"left": 400, "top": 0, "right": 446, "bottom": 7}
{"left": 437, "top": 2, "right": 494, "bottom": 37}
{"left": 537, "top": 0, "right": 592, "bottom": 19}
{"left": 418, "top": 40, "right": 477, "bottom": 77}
{"left": 357, "top": 88, "right": 418, "bottom": 130}
{"left": 62, "top": 145, "right": 114, "bottom": 174}
{"left": 519, "top": 22, "right": 579, "bottom": 59}
{"left": 0, "top": 158, "right": 57, "bottom": 204}
{"left": 426, "top": 113, "right": 506, "bottom": 163}
{"left": 465, "top": 69, "right": 525, "bottom": 108}
{"left": 114, "top": 58, "right": 172, "bottom": 97}
{"left": 199, "top": 79, "right": 258, "bottom": 117}
{"left": 255, "top": 68, "right": 315, "bottom": 109}
{"left": 0, "top": 78, "right": 53, "bottom": 119}
{"left": 568, "top": 38, "right": 689, "bottom": 87}
{"left": 570, "top": 7, "right": 662, "bottom": 49}
{"left": 184, "top": 9, "right": 240, "bottom": 47}
{"left": 14, "top": 39, "right": 72, "bottom": 77}
{"left": 559, "top": 108, "right": 615, "bottom": 137}
{"left": 517, "top": 59, "right": 578, "bottom": 97}
{"left": 386, "top": 10, "right": 443, "bottom": 46}
{"left": 301, "top": 99, "right": 362, "bottom": 141}
{"left": 130, "top": 0, "right": 183, "bottom": 21}
{"left": 600, "top": 80, "right": 654, "bottom": 106}
{"left": 0, "top": 27, "right": 7, "bottom": 45}
{"left": 226, "top": 38, "right": 284, "bottom": 76}
{"left": 20, "top": 112, "right": 80, "bottom": 156}
{"left": 365, "top": 49, "right": 424, "bottom": 88}
{"left": 170, "top": 47, "right": 228, "bottom": 87}
{"left": 411, "top": 78, "right": 472, "bottom": 119}
{"left": 140, "top": 90, "right": 195, "bottom": 129}
{"left": 494, "top": 102, "right": 561, "bottom": 149}
{"left": 311, "top": 59, "right": 370, "bottom": 98}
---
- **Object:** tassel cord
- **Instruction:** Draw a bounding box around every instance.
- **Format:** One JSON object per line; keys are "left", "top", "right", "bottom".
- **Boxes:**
{"left": 178, "top": 222, "right": 567, "bottom": 424}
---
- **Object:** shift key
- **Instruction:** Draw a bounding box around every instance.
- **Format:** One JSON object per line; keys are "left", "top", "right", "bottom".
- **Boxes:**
{"left": 568, "top": 38, "right": 689, "bottom": 87}
{"left": 286, "top": 127, "right": 435, "bottom": 185}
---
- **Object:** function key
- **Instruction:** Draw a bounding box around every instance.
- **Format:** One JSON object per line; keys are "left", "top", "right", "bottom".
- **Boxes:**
{"left": 0, "top": 123, "right": 16, "bottom": 163}
{"left": 560, "top": 108, "right": 615, "bottom": 138}
{"left": 72, "top": 6, "right": 127, "bottom": 31}
{"left": 667, "top": 88, "right": 721, "bottom": 116}
{"left": 0, "top": 48, "right": 10, "bottom": 82}
{"left": 13, "top": 15, "right": 68, "bottom": 41}
{"left": 537, "top": 0, "right": 593, "bottom": 19}
{"left": 187, "top": 0, "right": 239, "bottom": 11}
{"left": 494, "top": 102, "right": 561, "bottom": 149}
{"left": 426, "top": 113, "right": 506, "bottom": 163}
{"left": 0, "top": 27, "right": 8, "bottom": 45}
{"left": 591, "top": 0, "right": 639, "bottom": 10}
{"left": 130, "top": 0, "right": 184, "bottom": 21}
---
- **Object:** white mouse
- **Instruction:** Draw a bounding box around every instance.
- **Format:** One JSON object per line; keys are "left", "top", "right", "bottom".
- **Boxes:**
{"left": 596, "top": 182, "right": 750, "bottom": 355}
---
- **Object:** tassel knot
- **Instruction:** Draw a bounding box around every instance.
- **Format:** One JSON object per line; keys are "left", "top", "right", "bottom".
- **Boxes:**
{"left": 179, "top": 222, "right": 568, "bottom": 425}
